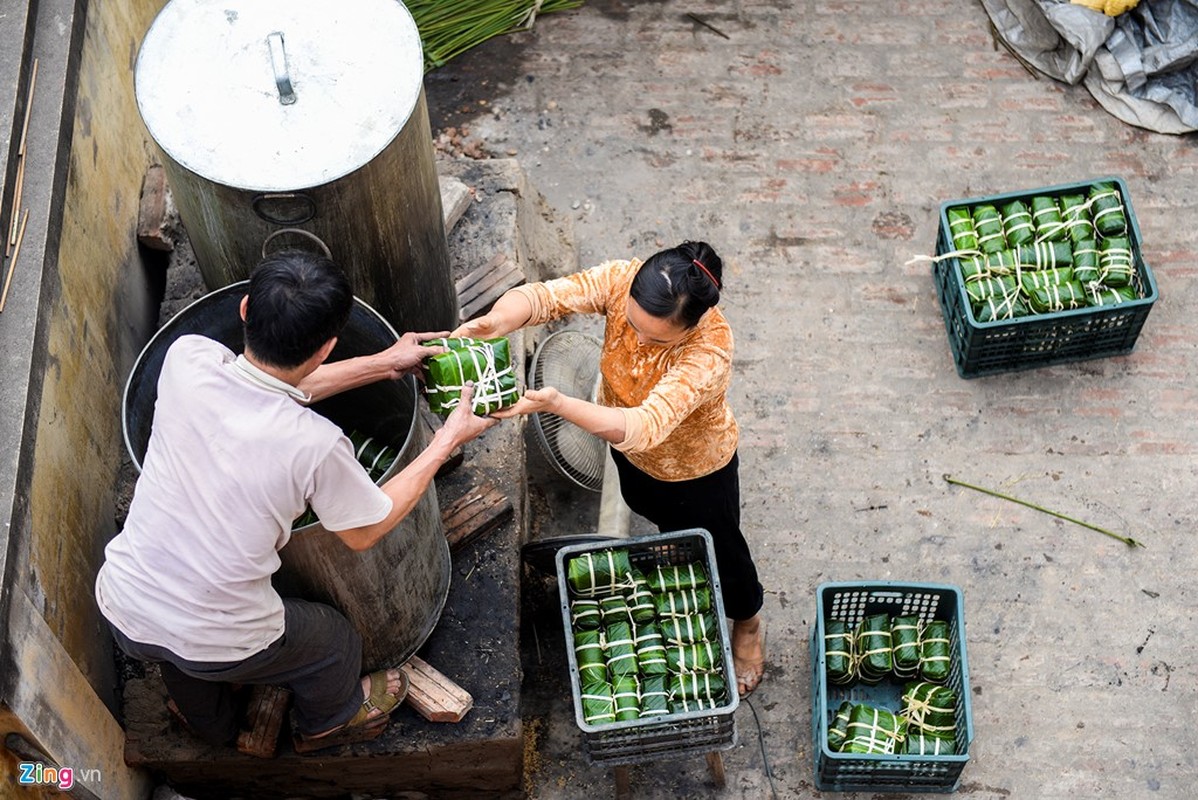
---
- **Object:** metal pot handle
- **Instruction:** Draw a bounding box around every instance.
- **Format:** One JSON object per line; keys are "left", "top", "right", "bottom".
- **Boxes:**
{"left": 261, "top": 228, "right": 333, "bottom": 260}
{"left": 252, "top": 192, "right": 317, "bottom": 225}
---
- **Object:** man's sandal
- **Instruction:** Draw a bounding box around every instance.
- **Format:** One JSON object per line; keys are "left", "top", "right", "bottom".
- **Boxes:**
{"left": 292, "top": 669, "right": 409, "bottom": 755}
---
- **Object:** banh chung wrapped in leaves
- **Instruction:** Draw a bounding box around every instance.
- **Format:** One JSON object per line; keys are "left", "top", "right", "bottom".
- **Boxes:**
{"left": 348, "top": 430, "right": 397, "bottom": 482}
{"left": 1072, "top": 239, "right": 1100, "bottom": 283}
{"left": 654, "top": 586, "right": 713, "bottom": 618}
{"left": 1026, "top": 281, "right": 1087, "bottom": 314}
{"left": 574, "top": 629, "right": 608, "bottom": 685}
{"left": 901, "top": 681, "right": 958, "bottom": 739}
{"left": 905, "top": 734, "right": 957, "bottom": 755}
{"left": 959, "top": 249, "right": 1019, "bottom": 283}
{"left": 665, "top": 641, "right": 720, "bottom": 674}
{"left": 1059, "top": 194, "right": 1095, "bottom": 243}
{"left": 661, "top": 612, "right": 718, "bottom": 645}
{"left": 1018, "top": 266, "right": 1073, "bottom": 293}
{"left": 947, "top": 207, "right": 979, "bottom": 252}
{"left": 634, "top": 623, "right": 670, "bottom": 676}
{"left": 825, "top": 619, "right": 855, "bottom": 686}
{"left": 580, "top": 681, "right": 616, "bottom": 726}
{"left": 891, "top": 615, "right": 922, "bottom": 679}
{"left": 627, "top": 575, "right": 656, "bottom": 623}
{"left": 570, "top": 599, "right": 602, "bottom": 631}
{"left": 1000, "top": 199, "right": 1034, "bottom": 246}
{"left": 973, "top": 291, "right": 1028, "bottom": 323}
{"left": 671, "top": 696, "right": 720, "bottom": 714}
{"left": 854, "top": 613, "right": 893, "bottom": 684}
{"left": 1087, "top": 284, "right": 1137, "bottom": 307}
{"left": 567, "top": 549, "right": 634, "bottom": 597}
{"left": 1030, "top": 195, "right": 1067, "bottom": 242}
{"left": 599, "top": 594, "right": 631, "bottom": 625}
{"left": 423, "top": 337, "right": 520, "bottom": 415}
{"left": 1014, "top": 240, "right": 1073, "bottom": 271}
{"left": 920, "top": 620, "right": 953, "bottom": 683}
{"left": 841, "top": 704, "right": 907, "bottom": 755}
{"left": 972, "top": 204, "right": 1007, "bottom": 254}
{"left": 612, "top": 674, "right": 641, "bottom": 722}
{"left": 604, "top": 620, "right": 639, "bottom": 678}
{"left": 964, "top": 275, "right": 1017, "bottom": 305}
{"left": 669, "top": 672, "right": 727, "bottom": 703}
{"left": 826, "top": 700, "right": 854, "bottom": 751}
{"left": 1089, "top": 181, "right": 1128, "bottom": 236}
{"left": 1098, "top": 237, "right": 1135, "bottom": 288}
{"left": 644, "top": 562, "right": 708, "bottom": 593}
{"left": 639, "top": 675, "right": 671, "bottom": 719}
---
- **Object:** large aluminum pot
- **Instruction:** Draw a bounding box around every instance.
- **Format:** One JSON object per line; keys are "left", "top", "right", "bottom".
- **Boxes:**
{"left": 134, "top": 0, "right": 457, "bottom": 334}
{"left": 122, "top": 282, "right": 449, "bottom": 670}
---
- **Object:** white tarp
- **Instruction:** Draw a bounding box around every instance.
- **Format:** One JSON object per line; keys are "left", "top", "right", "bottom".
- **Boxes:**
{"left": 981, "top": 0, "right": 1198, "bottom": 134}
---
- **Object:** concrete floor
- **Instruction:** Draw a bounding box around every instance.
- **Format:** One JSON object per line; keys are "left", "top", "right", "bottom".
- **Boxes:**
{"left": 423, "top": 2, "right": 1198, "bottom": 799}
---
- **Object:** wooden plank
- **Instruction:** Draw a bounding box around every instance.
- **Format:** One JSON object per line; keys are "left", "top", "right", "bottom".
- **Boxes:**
{"left": 454, "top": 253, "right": 525, "bottom": 322}
{"left": 441, "top": 481, "right": 512, "bottom": 552}
{"left": 400, "top": 655, "right": 473, "bottom": 723}
{"left": 236, "top": 684, "right": 291, "bottom": 759}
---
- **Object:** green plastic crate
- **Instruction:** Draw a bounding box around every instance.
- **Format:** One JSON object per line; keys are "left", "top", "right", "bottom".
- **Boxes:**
{"left": 933, "top": 177, "right": 1157, "bottom": 378}
{"left": 555, "top": 529, "right": 739, "bottom": 766}
{"left": 812, "top": 581, "right": 973, "bottom": 793}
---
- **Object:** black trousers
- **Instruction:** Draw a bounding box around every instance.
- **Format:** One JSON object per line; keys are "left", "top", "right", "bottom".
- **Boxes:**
{"left": 610, "top": 449, "right": 764, "bottom": 621}
{"left": 110, "top": 598, "right": 364, "bottom": 744}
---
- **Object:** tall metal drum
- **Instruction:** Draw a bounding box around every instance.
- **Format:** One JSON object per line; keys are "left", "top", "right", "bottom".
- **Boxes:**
{"left": 134, "top": 0, "right": 457, "bottom": 334}
{"left": 122, "top": 283, "right": 450, "bottom": 670}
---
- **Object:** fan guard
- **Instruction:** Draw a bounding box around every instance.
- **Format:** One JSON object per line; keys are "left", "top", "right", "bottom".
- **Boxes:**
{"left": 528, "top": 330, "right": 607, "bottom": 492}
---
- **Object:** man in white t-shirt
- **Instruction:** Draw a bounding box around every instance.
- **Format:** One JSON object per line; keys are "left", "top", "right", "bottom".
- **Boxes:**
{"left": 95, "top": 250, "right": 496, "bottom": 751}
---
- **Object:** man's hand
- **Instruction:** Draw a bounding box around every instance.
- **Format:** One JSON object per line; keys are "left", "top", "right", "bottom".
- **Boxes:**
{"left": 440, "top": 383, "right": 501, "bottom": 446}
{"left": 488, "top": 387, "right": 562, "bottom": 419}
{"left": 379, "top": 331, "right": 450, "bottom": 379}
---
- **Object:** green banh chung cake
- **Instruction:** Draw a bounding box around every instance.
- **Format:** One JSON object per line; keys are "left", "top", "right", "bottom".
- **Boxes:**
{"left": 945, "top": 180, "right": 1139, "bottom": 322}
{"left": 823, "top": 613, "right": 959, "bottom": 756}
{"left": 422, "top": 337, "right": 521, "bottom": 415}
{"left": 566, "top": 548, "right": 728, "bottom": 725}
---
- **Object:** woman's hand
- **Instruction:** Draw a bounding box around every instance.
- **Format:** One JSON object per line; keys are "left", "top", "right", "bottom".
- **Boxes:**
{"left": 449, "top": 290, "right": 534, "bottom": 339}
{"left": 378, "top": 331, "right": 449, "bottom": 379}
{"left": 449, "top": 314, "right": 499, "bottom": 339}
{"left": 489, "top": 387, "right": 563, "bottom": 418}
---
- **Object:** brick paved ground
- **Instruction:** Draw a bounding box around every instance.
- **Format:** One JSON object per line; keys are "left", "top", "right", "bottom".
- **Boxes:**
{"left": 427, "top": 2, "right": 1198, "bottom": 797}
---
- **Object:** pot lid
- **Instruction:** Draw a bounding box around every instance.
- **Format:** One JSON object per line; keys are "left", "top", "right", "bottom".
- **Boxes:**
{"left": 135, "top": 0, "right": 424, "bottom": 192}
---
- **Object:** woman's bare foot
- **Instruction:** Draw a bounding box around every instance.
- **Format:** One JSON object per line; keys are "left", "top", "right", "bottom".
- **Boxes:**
{"left": 308, "top": 668, "right": 404, "bottom": 738}
{"left": 732, "top": 615, "right": 766, "bottom": 698}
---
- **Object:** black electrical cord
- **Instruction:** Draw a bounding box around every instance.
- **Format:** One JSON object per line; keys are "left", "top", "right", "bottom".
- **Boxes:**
{"left": 744, "top": 695, "right": 779, "bottom": 799}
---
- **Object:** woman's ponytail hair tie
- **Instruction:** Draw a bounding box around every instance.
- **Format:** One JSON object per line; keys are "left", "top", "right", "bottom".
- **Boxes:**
{"left": 692, "top": 258, "right": 720, "bottom": 290}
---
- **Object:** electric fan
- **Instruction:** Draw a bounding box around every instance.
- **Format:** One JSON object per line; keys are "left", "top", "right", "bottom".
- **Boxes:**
{"left": 528, "top": 330, "right": 606, "bottom": 492}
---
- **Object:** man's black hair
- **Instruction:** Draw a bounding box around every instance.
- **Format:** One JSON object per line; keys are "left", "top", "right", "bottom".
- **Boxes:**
{"left": 243, "top": 249, "right": 353, "bottom": 369}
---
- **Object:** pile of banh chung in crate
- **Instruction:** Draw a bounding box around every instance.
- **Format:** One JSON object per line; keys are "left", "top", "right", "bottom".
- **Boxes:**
{"left": 945, "top": 180, "right": 1140, "bottom": 321}
{"left": 824, "top": 614, "right": 960, "bottom": 756}
{"left": 566, "top": 548, "right": 728, "bottom": 725}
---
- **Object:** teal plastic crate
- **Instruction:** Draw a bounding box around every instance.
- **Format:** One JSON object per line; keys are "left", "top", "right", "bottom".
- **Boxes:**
{"left": 555, "top": 529, "right": 738, "bottom": 766}
{"left": 933, "top": 177, "right": 1157, "bottom": 378}
{"left": 812, "top": 581, "right": 973, "bottom": 793}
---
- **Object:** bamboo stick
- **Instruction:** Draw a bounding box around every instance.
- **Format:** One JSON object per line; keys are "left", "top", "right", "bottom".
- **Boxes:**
{"left": 0, "top": 209, "right": 30, "bottom": 313}
{"left": 943, "top": 474, "right": 1144, "bottom": 548}
{"left": 9, "top": 58, "right": 37, "bottom": 251}
{"left": 7, "top": 158, "right": 24, "bottom": 256}
{"left": 18, "top": 58, "right": 38, "bottom": 156}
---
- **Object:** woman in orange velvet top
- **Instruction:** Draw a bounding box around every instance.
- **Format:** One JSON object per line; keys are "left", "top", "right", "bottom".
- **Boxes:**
{"left": 452, "top": 240, "right": 766, "bottom": 697}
